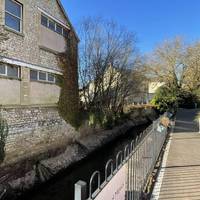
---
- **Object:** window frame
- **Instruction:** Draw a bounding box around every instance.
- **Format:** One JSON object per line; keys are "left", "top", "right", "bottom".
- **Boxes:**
{"left": 0, "top": 63, "right": 20, "bottom": 79}
{"left": 63, "top": 29, "right": 69, "bottom": 38}
{"left": 40, "top": 13, "right": 69, "bottom": 38}
{"left": 38, "top": 71, "right": 47, "bottom": 81}
{"left": 56, "top": 23, "right": 63, "bottom": 35}
{"left": 48, "top": 19, "right": 56, "bottom": 31}
{"left": 30, "top": 69, "right": 56, "bottom": 83}
{"left": 30, "top": 69, "right": 38, "bottom": 81}
{"left": 47, "top": 73, "right": 55, "bottom": 83}
{"left": 0, "top": 64, "right": 6, "bottom": 76}
{"left": 41, "top": 15, "right": 48, "bottom": 28}
{"left": 5, "top": 0, "right": 23, "bottom": 33}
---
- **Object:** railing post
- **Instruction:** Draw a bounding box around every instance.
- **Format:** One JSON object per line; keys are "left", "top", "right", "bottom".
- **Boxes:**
{"left": 199, "top": 118, "right": 200, "bottom": 133}
{"left": 152, "top": 121, "right": 156, "bottom": 163}
{"left": 75, "top": 181, "right": 87, "bottom": 200}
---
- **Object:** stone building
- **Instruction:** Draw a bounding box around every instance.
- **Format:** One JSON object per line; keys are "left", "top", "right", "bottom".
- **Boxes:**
{"left": 0, "top": 0, "right": 79, "bottom": 163}
{"left": 0, "top": 0, "right": 78, "bottom": 105}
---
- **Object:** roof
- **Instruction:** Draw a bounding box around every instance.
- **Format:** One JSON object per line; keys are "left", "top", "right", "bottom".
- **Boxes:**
{"left": 56, "top": 0, "right": 80, "bottom": 42}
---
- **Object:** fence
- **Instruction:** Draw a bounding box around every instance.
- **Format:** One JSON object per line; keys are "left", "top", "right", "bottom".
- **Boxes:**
{"left": 75, "top": 113, "right": 170, "bottom": 200}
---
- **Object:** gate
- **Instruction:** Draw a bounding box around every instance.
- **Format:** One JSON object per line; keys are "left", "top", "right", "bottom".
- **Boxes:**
{"left": 75, "top": 113, "right": 171, "bottom": 200}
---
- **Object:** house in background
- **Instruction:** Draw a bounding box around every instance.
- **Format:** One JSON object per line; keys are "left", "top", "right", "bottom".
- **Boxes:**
{"left": 148, "top": 81, "right": 165, "bottom": 100}
{"left": 0, "top": 0, "right": 78, "bottom": 106}
{"left": 125, "top": 81, "right": 165, "bottom": 105}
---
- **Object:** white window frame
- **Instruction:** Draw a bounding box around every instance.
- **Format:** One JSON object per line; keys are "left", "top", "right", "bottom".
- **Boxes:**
{"left": 48, "top": 19, "right": 56, "bottom": 31}
{"left": 5, "top": 0, "right": 23, "bottom": 33}
{"left": 41, "top": 15, "right": 48, "bottom": 27}
{"left": 0, "top": 64, "right": 6, "bottom": 76}
{"left": 47, "top": 73, "right": 55, "bottom": 83}
{"left": 41, "top": 13, "right": 68, "bottom": 38}
{"left": 30, "top": 70, "right": 55, "bottom": 83}
{"left": 0, "top": 64, "right": 20, "bottom": 78}
{"left": 30, "top": 69, "right": 38, "bottom": 81}
{"left": 38, "top": 71, "right": 47, "bottom": 81}
{"left": 55, "top": 23, "right": 63, "bottom": 35}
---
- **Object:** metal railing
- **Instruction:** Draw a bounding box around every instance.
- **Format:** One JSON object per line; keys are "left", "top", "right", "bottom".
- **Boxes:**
{"left": 75, "top": 113, "right": 170, "bottom": 200}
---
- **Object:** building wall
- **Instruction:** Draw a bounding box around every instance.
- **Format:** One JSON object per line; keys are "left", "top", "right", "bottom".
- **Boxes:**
{"left": 1, "top": 106, "right": 76, "bottom": 162}
{"left": 0, "top": 0, "right": 75, "bottom": 106}
{"left": 0, "top": 78, "right": 21, "bottom": 105}
{"left": 40, "top": 26, "right": 66, "bottom": 53}
{"left": 0, "top": 0, "right": 69, "bottom": 71}
{"left": 148, "top": 82, "right": 165, "bottom": 94}
{"left": 30, "top": 82, "right": 60, "bottom": 105}
{"left": 0, "top": 66, "right": 61, "bottom": 106}
{"left": 0, "top": 1, "right": 78, "bottom": 166}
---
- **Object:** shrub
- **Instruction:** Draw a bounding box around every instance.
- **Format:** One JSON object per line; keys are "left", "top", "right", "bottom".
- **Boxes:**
{"left": 178, "top": 89, "right": 198, "bottom": 109}
{"left": 0, "top": 112, "right": 8, "bottom": 164}
{"left": 151, "top": 86, "right": 179, "bottom": 113}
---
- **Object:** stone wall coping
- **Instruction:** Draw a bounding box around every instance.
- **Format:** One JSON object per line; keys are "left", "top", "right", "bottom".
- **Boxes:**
{"left": 0, "top": 104, "right": 58, "bottom": 109}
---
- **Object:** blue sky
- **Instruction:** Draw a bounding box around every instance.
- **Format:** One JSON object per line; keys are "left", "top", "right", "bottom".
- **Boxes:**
{"left": 61, "top": 0, "right": 200, "bottom": 53}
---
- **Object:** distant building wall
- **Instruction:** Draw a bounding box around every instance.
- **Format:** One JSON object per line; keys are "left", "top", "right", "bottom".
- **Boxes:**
{"left": 148, "top": 82, "right": 165, "bottom": 94}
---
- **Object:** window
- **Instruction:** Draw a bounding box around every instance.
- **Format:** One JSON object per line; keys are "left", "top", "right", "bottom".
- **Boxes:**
{"left": 47, "top": 73, "right": 55, "bottom": 82}
{"left": 30, "top": 70, "right": 56, "bottom": 83}
{"left": 30, "top": 70, "right": 38, "bottom": 80}
{"left": 63, "top": 29, "right": 69, "bottom": 38}
{"left": 41, "top": 14, "right": 69, "bottom": 38}
{"left": 0, "top": 64, "right": 6, "bottom": 75}
{"left": 39, "top": 71, "right": 46, "bottom": 81}
{"left": 48, "top": 20, "right": 55, "bottom": 31}
{"left": 41, "top": 15, "right": 48, "bottom": 27}
{"left": 56, "top": 24, "right": 62, "bottom": 35}
{"left": 7, "top": 65, "right": 18, "bottom": 78}
{"left": 5, "top": 0, "right": 22, "bottom": 32}
{"left": 0, "top": 64, "right": 19, "bottom": 78}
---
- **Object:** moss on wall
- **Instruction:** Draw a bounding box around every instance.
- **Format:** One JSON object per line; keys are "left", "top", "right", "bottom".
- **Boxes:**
{"left": 0, "top": 110, "right": 8, "bottom": 164}
{"left": 57, "top": 31, "right": 80, "bottom": 129}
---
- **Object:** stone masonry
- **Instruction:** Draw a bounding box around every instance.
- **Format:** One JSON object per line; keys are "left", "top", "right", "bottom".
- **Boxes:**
{"left": 0, "top": 0, "right": 70, "bottom": 70}
{"left": 0, "top": 0, "right": 79, "bottom": 165}
{"left": 1, "top": 105, "right": 76, "bottom": 165}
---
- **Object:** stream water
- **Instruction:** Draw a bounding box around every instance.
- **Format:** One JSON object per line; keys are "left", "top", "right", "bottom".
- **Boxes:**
{"left": 19, "top": 123, "right": 149, "bottom": 200}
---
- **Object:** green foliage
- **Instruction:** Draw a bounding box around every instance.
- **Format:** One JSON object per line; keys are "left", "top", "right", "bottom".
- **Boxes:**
{"left": 195, "top": 112, "right": 200, "bottom": 122}
{"left": 151, "top": 86, "right": 179, "bottom": 113}
{"left": 151, "top": 84, "right": 200, "bottom": 111}
{"left": 58, "top": 32, "right": 80, "bottom": 129}
{"left": 0, "top": 113, "right": 8, "bottom": 164}
{"left": 178, "top": 89, "right": 198, "bottom": 108}
{"left": 87, "top": 111, "right": 128, "bottom": 129}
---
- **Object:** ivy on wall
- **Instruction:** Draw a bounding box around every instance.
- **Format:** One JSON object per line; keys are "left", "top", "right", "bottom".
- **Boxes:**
{"left": 0, "top": 110, "right": 8, "bottom": 164}
{"left": 57, "top": 31, "right": 80, "bottom": 129}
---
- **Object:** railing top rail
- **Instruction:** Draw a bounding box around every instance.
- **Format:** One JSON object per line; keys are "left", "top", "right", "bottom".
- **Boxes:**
{"left": 75, "top": 112, "right": 171, "bottom": 200}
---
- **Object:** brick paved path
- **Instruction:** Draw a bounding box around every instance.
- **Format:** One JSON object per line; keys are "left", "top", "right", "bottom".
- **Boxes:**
{"left": 152, "top": 109, "right": 200, "bottom": 200}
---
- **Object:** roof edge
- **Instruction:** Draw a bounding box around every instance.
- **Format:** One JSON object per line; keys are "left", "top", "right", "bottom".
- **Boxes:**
{"left": 56, "top": 0, "right": 80, "bottom": 42}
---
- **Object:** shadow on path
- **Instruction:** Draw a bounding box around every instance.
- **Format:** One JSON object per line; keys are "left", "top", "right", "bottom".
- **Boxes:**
{"left": 174, "top": 109, "right": 200, "bottom": 133}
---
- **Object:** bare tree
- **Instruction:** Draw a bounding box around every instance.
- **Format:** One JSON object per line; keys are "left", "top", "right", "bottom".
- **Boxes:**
{"left": 145, "top": 37, "right": 186, "bottom": 91}
{"left": 184, "top": 42, "right": 200, "bottom": 94}
{"left": 79, "top": 17, "right": 138, "bottom": 119}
